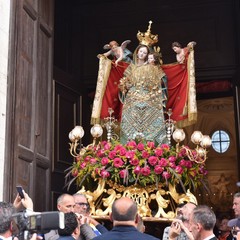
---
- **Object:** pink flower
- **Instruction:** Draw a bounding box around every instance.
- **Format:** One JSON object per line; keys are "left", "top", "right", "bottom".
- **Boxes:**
{"left": 100, "top": 170, "right": 110, "bottom": 178}
{"left": 161, "top": 144, "right": 170, "bottom": 150}
{"left": 169, "top": 162, "right": 176, "bottom": 169}
{"left": 108, "top": 150, "right": 117, "bottom": 159}
{"left": 130, "top": 158, "right": 139, "bottom": 166}
{"left": 80, "top": 162, "right": 87, "bottom": 169}
{"left": 101, "top": 157, "right": 109, "bottom": 165}
{"left": 126, "top": 151, "right": 135, "bottom": 159}
{"left": 96, "top": 149, "right": 105, "bottom": 157}
{"left": 141, "top": 166, "right": 151, "bottom": 176}
{"left": 154, "top": 165, "right": 164, "bottom": 174}
{"left": 137, "top": 143, "right": 145, "bottom": 151}
{"left": 185, "top": 161, "right": 193, "bottom": 168}
{"left": 90, "top": 158, "right": 97, "bottom": 164}
{"left": 155, "top": 148, "right": 163, "bottom": 157}
{"left": 95, "top": 168, "right": 101, "bottom": 176}
{"left": 119, "top": 169, "right": 127, "bottom": 178}
{"left": 103, "top": 142, "right": 111, "bottom": 150}
{"left": 126, "top": 141, "right": 137, "bottom": 149}
{"left": 137, "top": 143, "right": 144, "bottom": 151}
{"left": 162, "top": 171, "right": 171, "bottom": 179}
{"left": 148, "top": 156, "right": 158, "bottom": 166}
{"left": 142, "top": 150, "right": 150, "bottom": 159}
{"left": 159, "top": 158, "right": 168, "bottom": 167}
{"left": 113, "top": 158, "right": 124, "bottom": 168}
{"left": 134, "top": 166, "right": 141, "bottom": 174}
{"left": 147, "top": 141, "right": 155, "bottom": 149}
{"left": 175, "top": 166, "right": 184, "bottom": 174}
{"left": 179, "top": 159, "right": 187, "bottom": 166}
{"left": 168, "top": 156, "right": 176, "bottom": 162}
{"left": 114, "top": 144, "right": 124, "bottom": 151}
{"left": 84, "top": 156, "right": 91, "bottom": 162}
{"left": 119, "top": 147, "right": 127, "bottom": 156}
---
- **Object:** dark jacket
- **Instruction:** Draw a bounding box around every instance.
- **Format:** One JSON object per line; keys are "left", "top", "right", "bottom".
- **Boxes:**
{"left": 92, "top": 225, "right": 159, "bottom": 240}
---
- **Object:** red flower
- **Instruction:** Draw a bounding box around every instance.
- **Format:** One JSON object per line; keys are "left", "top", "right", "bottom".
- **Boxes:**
{"left": 161, "top": 144, "right": 170, "bottom": 150}
{"left": 103, "top": 142, "right": 111, "bottom": 150}
{"left": 130, "top": 158, "right": 139, "bottom": 166}
{"left": 90, "top": 158, "right": 97, "bottom": 164}
{"left": 134, "top": 166, "right": 141, "bottom": 174}
{"left": 96, "top": 149, "right": 105, "bottom": 157}
{"left": 159, "top": 158, "right": 168, "bottom": 167}
{"left": 113, "top": 158, "right": 124, "bottom": 168}
{"left": 119, "top": 147, "right": 127, "bottom": 156}
{"left": 169, "top": 162, "right": 176, "bottom": 169}
{"left": 100, "top": 169, "right": 110, "bottom": 178}
{"left": 162, "top": 171, "right": 171, "bottom": 179}
{"left": 137, "top": 143, "right": 145, "bottom": 151}
{"left": 126, "top": 151, "right": 135, "bottom": 159}
{"left": 148, "top": 156, "right": 158, "bottom": 166}
{"left": 101, "top": 157, "right": 109, "bottom": 165}
{"left": 80, "top": 162, "right": 86, "bottom": 169}
{"left": 154, "top": 165, "right": 164, "bottom": 174}
{"left": 169, "top": 156, "right": 176, "bottom": 162}
{"left": 126, "top": 141, "right": 137, "bottom": 149}
{"left": 141, "top": 166, "right": 151, "bottom": 176}
{"left": 142, "top": 150, "right": 150, "bottom": 159}
{"left": 175, "top": 166, "right": 184, "bottom": 174}
{"left": 147, "top": 141, "right": 155, "bottom": 149}
{"left": 155, "top": 148, "right": 163, "bottom": 157}
{"left": 109, "top": 150, "right": 117, "bottom": 159}
{"left": 119, "top": 169, "right": 127, "bottom": 178}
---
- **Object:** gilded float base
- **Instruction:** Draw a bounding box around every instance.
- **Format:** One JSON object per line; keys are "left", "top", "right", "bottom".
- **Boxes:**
{"left": 77, "top": 179, "right": 197, "bottom": 219}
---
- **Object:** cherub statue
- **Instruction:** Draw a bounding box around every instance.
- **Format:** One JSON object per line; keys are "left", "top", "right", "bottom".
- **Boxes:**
{"left": 172, "top": 41, "right": 196, "bottom": 64}
{"left": 102, "top": 40, "right": 132, "bottom": 65}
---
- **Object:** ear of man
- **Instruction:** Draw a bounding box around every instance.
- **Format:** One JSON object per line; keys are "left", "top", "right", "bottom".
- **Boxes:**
{"left": 109, "top": 212, "right": 113, "bottom": 222}
{"left": 135, "top": 213, "right": 139, "bottom": 224}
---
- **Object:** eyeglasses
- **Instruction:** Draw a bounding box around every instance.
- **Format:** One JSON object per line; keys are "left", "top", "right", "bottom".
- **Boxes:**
{"left": 75, "top": 202, "right": 89, "bottom": 207}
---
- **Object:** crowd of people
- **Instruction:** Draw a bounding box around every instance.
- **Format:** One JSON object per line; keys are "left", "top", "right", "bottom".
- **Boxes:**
{"left": 1, "top": 190, "right": 240, "bottom": 240}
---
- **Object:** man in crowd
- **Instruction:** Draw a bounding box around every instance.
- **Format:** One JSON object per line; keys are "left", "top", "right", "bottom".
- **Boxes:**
{"left": 0, "top": 190, "right": 35, "bottom": 240}
{"left": 45, "top": 194, "right": 76, "bottom": 240}
{"left": 73, "top": 193, "right": 108, "bottom": 238}
{"left": 57, "top": 212, "right": 80, "bottom": 240}
{"left": 227, "top": 192, "right": 240, "bottom": 239}
{"left": 0, "top": 201, "right": 16, "bottom": 239}
{"left": 189, "top": 205, "right": 217, "bottom": 240}
{"left": 163, "top": 202, "right": 196, "bottom": 240}
{"left": 233, "top": 192, "right": 240, "bottom": 218}
{"left": 57, "top": 194, "right": 76, "bottom": 213}
{"left": 92, "top": 197, "right": 159, "bottom": 240}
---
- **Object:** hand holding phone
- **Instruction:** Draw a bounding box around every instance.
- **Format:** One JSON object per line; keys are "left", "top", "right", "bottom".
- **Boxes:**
{"left": 16, "top": 186, "right": 25, "bottom": 199}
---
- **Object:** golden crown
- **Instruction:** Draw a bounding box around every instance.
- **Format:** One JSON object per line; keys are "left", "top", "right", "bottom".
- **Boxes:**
{"left": 137, "top": 21, "right": 158, "bottom": 47}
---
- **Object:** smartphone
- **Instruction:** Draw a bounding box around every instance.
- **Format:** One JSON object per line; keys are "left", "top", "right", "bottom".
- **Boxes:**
{"left": 16, "top": 186, "right": 25, "bottom": 199}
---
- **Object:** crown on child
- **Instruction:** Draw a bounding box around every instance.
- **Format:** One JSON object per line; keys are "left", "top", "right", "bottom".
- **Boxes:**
{"left": 137, "top": 21, "right": 158, "bottom": 47}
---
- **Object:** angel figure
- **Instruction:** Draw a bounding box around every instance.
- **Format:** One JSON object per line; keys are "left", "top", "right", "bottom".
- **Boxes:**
{"left": 102, "top": 40, "right": 132, "bottom": 65}
{"left": 172, "top": 41, "right": 196, "bottom": 64}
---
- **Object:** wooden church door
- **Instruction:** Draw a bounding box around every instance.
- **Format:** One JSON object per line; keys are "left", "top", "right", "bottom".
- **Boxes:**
{"left": 5, "top": 0, "right": 54, "bottom": 211}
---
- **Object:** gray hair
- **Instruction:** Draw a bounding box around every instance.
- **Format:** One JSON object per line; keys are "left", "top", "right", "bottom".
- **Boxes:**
{"left": 191, "top": 205, "right": 216, "bottom": 230}
{"left": 0, "top": 201, "right": 15, "bottom": 234}
{"left": 234, "top": 192, "right": 240, "bottom": 198}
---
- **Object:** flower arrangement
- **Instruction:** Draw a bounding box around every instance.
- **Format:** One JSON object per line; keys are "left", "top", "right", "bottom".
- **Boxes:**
{"left": 67, "top": 139, "right": 208, "bottom": 191}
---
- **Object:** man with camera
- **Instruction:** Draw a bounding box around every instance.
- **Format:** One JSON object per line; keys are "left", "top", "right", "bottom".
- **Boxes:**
{"left": 0, "top": 190, "right": 35, "bottom": 240}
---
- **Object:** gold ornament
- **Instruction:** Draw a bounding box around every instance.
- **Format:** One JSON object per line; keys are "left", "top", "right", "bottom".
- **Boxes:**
{"left": 137, "top": 20, "right": 158, "bottom": 47}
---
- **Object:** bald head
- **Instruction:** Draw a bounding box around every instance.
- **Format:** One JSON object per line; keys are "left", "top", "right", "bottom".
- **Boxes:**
{"left": 57, "top": 194, "right": 75, "bottom": 213}
{"left": 112, "top": 197, "right": 138, "bottom": 222}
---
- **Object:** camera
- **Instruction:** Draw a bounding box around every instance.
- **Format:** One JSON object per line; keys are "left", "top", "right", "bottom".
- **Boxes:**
{"left": 12, "top": 211, "right": 65, "bottom": 240}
